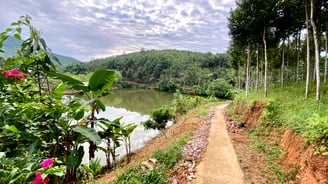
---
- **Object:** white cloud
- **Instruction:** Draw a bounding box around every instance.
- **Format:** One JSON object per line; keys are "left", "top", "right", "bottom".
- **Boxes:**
{"left": 0, "top": 0, "right": 236, "bottom": 61}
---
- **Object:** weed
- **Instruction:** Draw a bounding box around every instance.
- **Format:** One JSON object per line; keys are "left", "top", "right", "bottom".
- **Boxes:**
{"left": 152, "top": 142, "right": 182, "bottom": 169}
{"left": 110, "top": 166, "right": 167, "bottom": 184}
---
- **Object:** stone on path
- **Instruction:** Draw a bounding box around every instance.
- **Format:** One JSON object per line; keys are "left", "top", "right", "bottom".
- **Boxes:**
{"left": 192, "top": 104, "right": 244, "bottom": 184}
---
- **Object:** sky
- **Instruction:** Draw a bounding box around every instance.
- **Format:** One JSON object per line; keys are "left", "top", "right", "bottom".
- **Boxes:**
{"left": 0, "top": 0, "right": 236, "bottom": 62}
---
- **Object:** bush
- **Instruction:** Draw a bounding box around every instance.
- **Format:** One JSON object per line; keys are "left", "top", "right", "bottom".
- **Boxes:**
{"left": 303, "top": 113, "right": 328, "bottom": 154}
{"left": 205, "top": 78, "right": 234, "bottom": 99}
{"left": 143, "top": 106, "right": 174, "bottom": 131}
{"left": 111, "top": 166, "right": 167, "bottom": 184}
{"left": 156, "top": 78, "right": 178, "bottom": 92}
{"left": 260, "top": 101, "right": 283, "bottom": 127}
{"left": 152, "top": 142, "right": 182, "bottom": 169}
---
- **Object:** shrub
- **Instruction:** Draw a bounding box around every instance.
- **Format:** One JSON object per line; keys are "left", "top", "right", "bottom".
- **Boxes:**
{"left": 156, "top": 78, "right": 178, "bottom": 92}
{"left": 111, "top": 166, "right": 167, "bottom": 184}
{"left": 205, "top": 78, "right": 234, "bottom": 99}
{"left": 143, "top": 106, "right": 174, "bottom": 131}
{"left": 152, "top": 142, "right": 183, "bottom": 169}
{"left": 303, "top": 113, "right": 328, "bottom": 154}
{"left": 260, "top": 101, "right": 283, "bottom": 127}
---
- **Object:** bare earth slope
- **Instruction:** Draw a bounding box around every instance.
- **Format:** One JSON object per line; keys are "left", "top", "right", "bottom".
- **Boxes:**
{"left": 192, "top": 104, "right": 244, "bottom": 184}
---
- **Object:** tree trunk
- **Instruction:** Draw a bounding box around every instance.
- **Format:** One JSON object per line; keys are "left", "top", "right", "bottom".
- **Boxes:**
{"left": 238, "top": 65, "right": 241, "bottom": 89}
{"left": 311, "top": 0, "right": 320, "bottom": 101}
{"left": 296, "top": 30, "right": 301, "bottom": 82}
{"left": 305, "top": 3, "right": 310, "bottom": 99}
{"left": 263, "top": 27, "right": 268, "bottom": 97}
{"left": 281, "top": 40, "right": 285, "bottom": 88}
{"left": 325, "top": 31, "right": 327, "bottom": 84}
{"left": 246, "top": 44, "right": 251, "bottom": 98}
{"left": 256, "top": 44, "right": 259, "bottom": 92}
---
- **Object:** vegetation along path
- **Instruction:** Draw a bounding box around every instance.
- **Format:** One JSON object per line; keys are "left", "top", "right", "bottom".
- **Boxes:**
{"left": 193, "top": 104, "right": 244, "bottom": 184}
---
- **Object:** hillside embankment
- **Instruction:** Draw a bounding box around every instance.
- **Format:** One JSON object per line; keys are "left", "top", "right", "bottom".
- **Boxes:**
{"left": 229, "top": 101, "right": 328, "bottom": 184}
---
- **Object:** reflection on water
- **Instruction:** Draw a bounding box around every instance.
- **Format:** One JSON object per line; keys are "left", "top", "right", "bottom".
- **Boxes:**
{"left": 82, "top": 89, "right": 174, "bottom": 165}
{"left": 101, "top": 89, "right": 174, "bottom": 115}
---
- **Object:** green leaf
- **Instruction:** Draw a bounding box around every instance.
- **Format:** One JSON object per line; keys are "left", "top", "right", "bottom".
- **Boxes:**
{"left": 16, "top": 27, "right": 22, "bottom": 34}
{"left": 0, "top": 33, "right": 8, "bottom": 40}
{"left": 95, "top": 99, "right": 106, "bottom": 111}
{"left": 48, "top": 72, "right": 84, "bottom": 86}
{"left": 66, "top": 147, "right": 84, "bottom": 168}
{"left": 13, "top": 33, "right": 21, "bottom": 40}
{"left": 72, "top": 126, "right": 102, "bottom": 145}
{"left": 88, "top": 69, "right": 116, "bottom": 93}
{"left": 72, "top": 84, "right": 89, "bottom": 92}
{"left": 39, "top": 38, "right": 47, "bottom": 50}
{"left": 0, "top": 152, "right": 5, "bottom": 159}
{"left": 5, "top": 27, "right": 12, "bottom": 32}
{"left": 74, "top": 109, "right": 85, "bottom": 120}
{"left": 52, "top": 82, "right": 66, "bottom": 99}
{"left": 3, "top": 125, "right": 19, "bottom": 133}
{"left": 45, "top": 166, "right": 65, "bottom": 177}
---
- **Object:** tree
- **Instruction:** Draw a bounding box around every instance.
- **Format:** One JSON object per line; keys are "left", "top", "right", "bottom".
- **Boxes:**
{"left": 143, "top": 106, "right": 174, "bottom": 136}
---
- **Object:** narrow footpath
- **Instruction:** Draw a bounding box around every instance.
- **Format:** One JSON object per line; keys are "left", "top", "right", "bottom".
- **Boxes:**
{"left": 192, "top": 104, "right": 244, "bottom": 184}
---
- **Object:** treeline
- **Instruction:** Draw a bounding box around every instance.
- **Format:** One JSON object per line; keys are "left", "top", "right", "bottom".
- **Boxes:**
{"left": 63, "top": 50, "right": 235, "bottom": 98}
{"left": 228, "top": 0, "right": 328, "bottom": 100}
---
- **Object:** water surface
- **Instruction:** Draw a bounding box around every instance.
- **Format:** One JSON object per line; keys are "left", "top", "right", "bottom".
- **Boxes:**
{"left": 82, "top": 89, "right": 174, "bottom": 165}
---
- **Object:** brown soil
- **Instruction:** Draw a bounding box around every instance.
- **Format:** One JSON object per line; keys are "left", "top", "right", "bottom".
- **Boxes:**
{"left": 228, "top": 101, "right": 328, "bottom": 184}
{"left": 227, "top": 101, "right": 269, "bottom": 184}
{"left": 281, "top": 129, "right": 328, "bottom": 184}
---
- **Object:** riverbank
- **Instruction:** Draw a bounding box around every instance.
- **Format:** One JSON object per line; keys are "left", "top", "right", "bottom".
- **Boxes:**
{"left": 96, "top": 102, "right": 221, "bottom": 183}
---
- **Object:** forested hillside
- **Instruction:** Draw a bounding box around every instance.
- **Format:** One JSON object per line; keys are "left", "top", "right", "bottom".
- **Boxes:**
{"left": 63, "top": 50, "right": 235, "bottom": 98}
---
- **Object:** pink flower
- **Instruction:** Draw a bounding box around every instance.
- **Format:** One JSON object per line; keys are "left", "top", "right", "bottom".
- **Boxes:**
{"left": 32, "top": 172, "right": 50, "bottom": 184}
{"left": 40, "top": 158, "right": 53, "bottom": 168}
{"left": 2, "top": 69, "right": 25, "bottom": 80}
{"left": 2, "top": 71, "right": 10, "bottom": 77}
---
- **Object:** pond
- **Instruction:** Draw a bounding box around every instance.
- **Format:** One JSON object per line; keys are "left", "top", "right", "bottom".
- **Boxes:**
{"left": 82, "top": 89, "right": 174, "bottom": 165}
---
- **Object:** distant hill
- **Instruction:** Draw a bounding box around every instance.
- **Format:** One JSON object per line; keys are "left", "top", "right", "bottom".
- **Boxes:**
{"left": 0, "top": 36, "right": 81, "bottom": 65}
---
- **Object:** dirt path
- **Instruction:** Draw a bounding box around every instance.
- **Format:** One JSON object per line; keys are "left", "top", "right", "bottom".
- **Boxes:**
{"left": 192, "top": 104, "right": 244, "bottom": 184}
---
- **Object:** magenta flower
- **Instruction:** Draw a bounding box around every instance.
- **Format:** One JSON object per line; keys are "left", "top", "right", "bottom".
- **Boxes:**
{"left": 32, "top": 172, "right": 50, "bottom": 184}
{"left": 2, "top": 69, "right": 25, "bottom": 80}
{"left": 40, "top": 158, "right": 53, "bottom": 168}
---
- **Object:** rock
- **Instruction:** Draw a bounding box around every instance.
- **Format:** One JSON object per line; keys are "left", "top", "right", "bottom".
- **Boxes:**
{"left": 141, "top": 158, "right": 159, "bottom": 170}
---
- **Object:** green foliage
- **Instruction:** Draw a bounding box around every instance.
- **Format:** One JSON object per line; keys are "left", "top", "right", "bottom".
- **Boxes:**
{"left": 260, "top": 101, "right": 283, "bottom": 127}
{"left": 152, "top": 134, "right": 190, "bottom": 169}
{"left": 143, "top": 106, "right": 174, "bottom": 131}
{"left": 152, "top": 142, "right": 182, "bottom": 169}
{"left": 63, "top": 50, "right": 234, "bottom": 94}
{"left": 81, "top": 158, "right": 103, "bottom": 178}
{"left": 303, "top": 113, "right": 328, "bottom": 154}
{"left": 0, "top": 16, "right": 122, "bottom": 183}
{"left": 234, "top": 82, "right": 328, "bottom": 155}
{"left": 205, "top": 78, "right": 234, "bottom": 99}
{"left": 173, "top": 91, "right": 218, "bottom": 114}
{"left": 110, "top": 166, "right": 167, "bottom": 184}
{"left": 111, "top": 134, "right": 190, "bottom": 184}
{"left": 156, "top": 78, "right": 178, "bottom": 92}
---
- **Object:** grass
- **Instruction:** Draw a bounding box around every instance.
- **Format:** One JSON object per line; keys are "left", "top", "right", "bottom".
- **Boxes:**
{"left": 197, "top": 101, "right": 227, "bottom": 117}
{"left": 245, "top": 82, "right": 328, "bottom": 139}
{"left": 249, "top": 125, "right": 297, "bottom": 183}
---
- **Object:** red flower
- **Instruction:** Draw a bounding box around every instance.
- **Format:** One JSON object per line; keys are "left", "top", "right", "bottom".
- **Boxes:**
{"left": 32, "top": 172, "right": 50, "bottom": 184}
{"left": 40, "top": 158, "right": 53, "bottom": 168}
{"left": 2, "top": 69, "right": 25, "bottom": 80}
